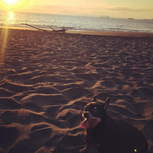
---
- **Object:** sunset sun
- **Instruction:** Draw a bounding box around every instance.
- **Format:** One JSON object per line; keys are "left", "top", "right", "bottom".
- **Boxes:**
{"left": 5, "top": 0, "right": 17, "bottom": 5}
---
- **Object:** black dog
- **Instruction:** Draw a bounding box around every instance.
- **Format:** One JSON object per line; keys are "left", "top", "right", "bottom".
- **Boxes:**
{"left": 80, "top": 97, "right": 148, "bottom": 153}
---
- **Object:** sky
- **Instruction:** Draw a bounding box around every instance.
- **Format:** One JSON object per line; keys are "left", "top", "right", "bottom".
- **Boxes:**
{"left": 0, "top": 0, "right": 153, "bottom": 19}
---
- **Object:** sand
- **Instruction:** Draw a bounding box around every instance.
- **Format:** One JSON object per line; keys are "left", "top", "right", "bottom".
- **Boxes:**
{"left": 0, "top": 28, "right": 153, "bottom": 153}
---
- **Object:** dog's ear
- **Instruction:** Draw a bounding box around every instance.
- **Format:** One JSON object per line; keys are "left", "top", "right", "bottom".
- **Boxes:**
{"left": 92, "top": 96, "right": 97, "bottom": 102}
{"left": 103, "top": 97, "right": 110, "bottom": 110}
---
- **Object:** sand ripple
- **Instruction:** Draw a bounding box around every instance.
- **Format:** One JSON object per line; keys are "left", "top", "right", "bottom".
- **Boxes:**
{"left": 0, "top": 29, "right": 153, "bottom": 152}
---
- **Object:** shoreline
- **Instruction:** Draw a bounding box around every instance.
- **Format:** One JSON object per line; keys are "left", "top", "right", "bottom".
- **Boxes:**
{"left": 68, "top": 30, "right": 153, "bottom": 37}
{"left": 1, "top": 26, "right": 153, "bottom": 37}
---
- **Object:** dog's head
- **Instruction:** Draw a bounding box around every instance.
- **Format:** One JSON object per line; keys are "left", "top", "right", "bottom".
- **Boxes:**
{"left": 81, "top": 97, "right": 110, "bottom": 129}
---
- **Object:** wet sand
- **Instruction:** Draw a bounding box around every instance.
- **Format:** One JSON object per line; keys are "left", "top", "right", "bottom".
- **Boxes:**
{"left": 0, "top": 28, "right": 153, "bottom": 153}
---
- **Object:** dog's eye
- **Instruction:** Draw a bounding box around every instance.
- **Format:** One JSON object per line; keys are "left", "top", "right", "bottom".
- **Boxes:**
{"left": 92, "top": 107, "right": 99, "bottom": 115}
{"left": 94, "top": 107, "right": 97, "bottom": 110}
{"left": 93, "top": 107, "right": 98, "bottom": 112}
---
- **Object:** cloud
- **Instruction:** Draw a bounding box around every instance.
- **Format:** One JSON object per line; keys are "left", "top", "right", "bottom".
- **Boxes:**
{"left": 22, "top": 5, "right": 97, "bottom": 16}
{"left": 19, "top": 4, "right": 153, "bottom": 19}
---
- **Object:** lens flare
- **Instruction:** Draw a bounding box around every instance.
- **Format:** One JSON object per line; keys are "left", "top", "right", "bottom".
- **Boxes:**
{"left": 0, "top": 28, "right": 9, "bottom": 72}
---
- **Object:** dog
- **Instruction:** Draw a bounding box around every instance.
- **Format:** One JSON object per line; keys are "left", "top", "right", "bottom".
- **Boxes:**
{"left": 80, "top": 97, "right": 148, "bottom": 153}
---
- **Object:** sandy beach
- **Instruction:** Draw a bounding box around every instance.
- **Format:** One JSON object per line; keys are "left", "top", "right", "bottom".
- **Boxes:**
{"left": 0, "top": 28, "right": 153, "bottom": 153}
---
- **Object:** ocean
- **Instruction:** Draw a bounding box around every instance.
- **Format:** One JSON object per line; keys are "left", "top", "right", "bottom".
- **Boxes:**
{"left": 0, "top": 11, "right": 153, "bottom": 33}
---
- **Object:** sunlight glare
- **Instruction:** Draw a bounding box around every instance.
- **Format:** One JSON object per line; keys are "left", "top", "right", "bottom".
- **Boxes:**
{"left": 8, "top": 11, "right": 15, "bottom": 24}
{"left": 5, "top": 0, "right": 17, "bottom": 5}
{"left": 0, "top": 28, "right": 9, "bottom": 72}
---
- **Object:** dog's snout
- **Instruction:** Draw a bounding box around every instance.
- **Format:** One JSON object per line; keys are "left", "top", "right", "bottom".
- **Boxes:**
{"left": 83, "top": 111, "right": 89, "bottom": 118}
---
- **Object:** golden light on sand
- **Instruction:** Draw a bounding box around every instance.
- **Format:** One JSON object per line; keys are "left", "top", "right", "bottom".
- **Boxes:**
{"left": 0, "top": 28, "right": 9, "bottom": 71}
{"left": 0, "top": 12, "right": 12, "bottom": 72}
{"left": 5, "top": 0, "right": 17, "bottom": 5}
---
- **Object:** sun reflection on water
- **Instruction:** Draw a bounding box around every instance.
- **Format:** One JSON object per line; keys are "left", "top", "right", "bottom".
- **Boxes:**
{"left": 7, "top": 11, "right": 15, "bottom": 24}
